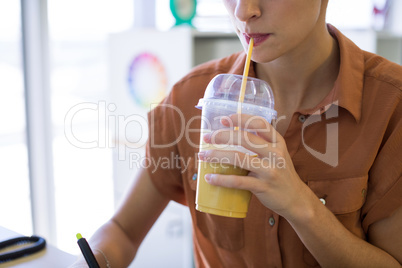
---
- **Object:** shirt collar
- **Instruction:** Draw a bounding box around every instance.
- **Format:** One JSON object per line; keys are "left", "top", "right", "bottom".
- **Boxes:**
{"left": 240, "top": 24, "right": 364, "bottom": 123}
{"left": 328, "top": 24, "right": 364, "bottom": 122}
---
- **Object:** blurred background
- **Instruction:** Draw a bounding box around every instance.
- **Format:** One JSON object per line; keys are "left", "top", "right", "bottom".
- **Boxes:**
{"left": 0, "top": 0, "right": 401, "bottom": 267}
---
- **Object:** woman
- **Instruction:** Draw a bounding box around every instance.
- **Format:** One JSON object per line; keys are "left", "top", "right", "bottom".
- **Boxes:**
{"left": 72, "top": 0, "right": 402, "bottom": 267}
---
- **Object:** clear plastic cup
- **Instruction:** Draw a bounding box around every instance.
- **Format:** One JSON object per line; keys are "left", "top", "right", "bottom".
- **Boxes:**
{"left": 195, "top": 74, "right": 276, "bottom": 218}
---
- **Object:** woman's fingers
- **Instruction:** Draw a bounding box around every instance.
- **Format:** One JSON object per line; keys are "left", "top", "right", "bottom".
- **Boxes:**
{"left": 203, "top": 128, "right": 280, "bottom": 157}
{"left": 198, "top": 149, "right": 284, "bottom": 177}
{"left": 204, "top": 173, "right": 261, "bottom": 193}
{"left": 221, "top": 113, "right": 280, "bottom": 143}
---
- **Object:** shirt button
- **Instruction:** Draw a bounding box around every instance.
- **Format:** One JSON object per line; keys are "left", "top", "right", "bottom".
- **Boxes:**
{"left": 361, "top": 188, "right": 367, "bottom": 198}
{"left": 298, "top": 114, "right": 306, "bottom": 123}
{"left": 268, "top": 216, "right": 275, "bottom": 226}
{"left": 319, "top": 198, "right": 326, "bottom": 205}
{"left": 192, "top": 173, "right": 197, "bottom": 181}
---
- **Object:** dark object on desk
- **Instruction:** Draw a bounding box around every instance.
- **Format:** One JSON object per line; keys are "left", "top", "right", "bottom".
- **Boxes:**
{"left": 76, "top": 233, "right": 100, "bottom": 268}
{"left": 0, "top": 235, "right": 46, "bottom": 263}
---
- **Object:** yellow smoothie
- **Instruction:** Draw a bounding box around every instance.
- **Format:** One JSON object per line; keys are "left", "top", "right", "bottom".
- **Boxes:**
{"left": 196, "top": 161, "right": 251, "bottom": 218}
{"left": 194, "top": 73, "right": 276, "bottom": 218}
{"left": 195, "top": 135, "right": 253, "bottom": 218}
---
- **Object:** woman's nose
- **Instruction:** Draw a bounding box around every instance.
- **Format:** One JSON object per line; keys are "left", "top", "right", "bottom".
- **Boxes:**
{"left": 234, "top": 0, "right": 262, "bottom": 22}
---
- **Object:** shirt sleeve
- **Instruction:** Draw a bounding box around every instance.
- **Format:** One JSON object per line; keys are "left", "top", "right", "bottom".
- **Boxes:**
{"left": 361, "top": 103, "right": 402, "bottom": 233}
{"left": 146, "top": 91, "right": 187, "bottom": 205}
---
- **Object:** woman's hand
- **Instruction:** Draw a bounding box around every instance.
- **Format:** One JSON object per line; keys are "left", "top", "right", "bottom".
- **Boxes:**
{"left": 198, "top": 113, "right": 314, "bottom": 220}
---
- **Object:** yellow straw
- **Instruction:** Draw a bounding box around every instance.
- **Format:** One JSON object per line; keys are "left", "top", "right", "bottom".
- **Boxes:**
{"left": 235, "top": 38, "right": 254, "bottom": 130}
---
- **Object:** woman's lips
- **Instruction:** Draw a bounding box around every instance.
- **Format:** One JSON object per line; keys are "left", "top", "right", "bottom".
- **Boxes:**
{"left": 243, "top": 33, "right": 270, "bottom": 46}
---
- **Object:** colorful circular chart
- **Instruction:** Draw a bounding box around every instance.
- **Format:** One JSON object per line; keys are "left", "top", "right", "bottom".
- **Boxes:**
{"left": 127, "top": 52, "right": 168, "bottom": 108}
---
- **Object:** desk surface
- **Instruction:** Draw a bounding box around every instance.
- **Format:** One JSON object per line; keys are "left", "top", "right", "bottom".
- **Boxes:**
{"left": 0, "top": 226, "right": 77, "bottom": 268}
